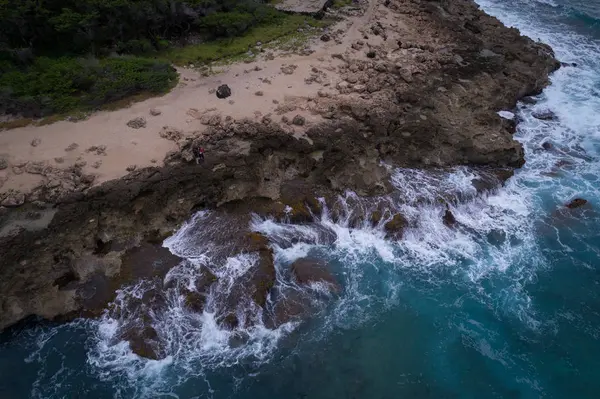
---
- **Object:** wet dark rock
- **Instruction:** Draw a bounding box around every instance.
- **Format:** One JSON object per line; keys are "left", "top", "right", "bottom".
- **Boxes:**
{"left": 555, "top": 159, "right": 574, "bottom": 169}
{"left": 250, "top": 249, "right": 276, "bottom": 307}
{"left": 565, "top": 198, "right": 588, "bottom": 209}
{"left": 222, "top": 313, "right": 239, "bottom": 330}
{"left": 532, "top": 110, "right": 556, "bottom": 121}
{"left": 521, "top": 96, "right": 537, "bottom": 104}
{"left": 384, "top": 213, "right": 408, "bottom": 239}
{"left": 487, "top": 229, "right": 507, "bottom": 246}
{"left": 244, "top": 232, "right": 270, "bottom": 252}
{"left": 541, "top": 141, "right": 554, "bottom": 151}
{"left": 122, "top": 325, "right": 164, "bottom": 360}
{"left": 560, "top": 62, "right": 577, "bottom": 68}
{"left": 471, "top": 169, "right": 513, "bottom": 193}
{"left": 320, "top": 34, "right": 330, "bottom": 42}
{"left": 120, "top": 243, "right": 183, "bottom": 282}
{"left": 443, "top": 209, "right": 457, "bottom": 227}
{"left": 290, "top": 258, "right": 340, "bottom": 292}
{"left": 216, "top": 84, "right": 232, "bottom": 99}
{"left": 183, "top": 290, "right": 206, "bottom": 313}
{"left": 366, "top": 50, "right": 376, "bottom": 59}
{"left": 268, "top": 288, "right": 311, "bottom": 328}
{"left": 347, "top": 209, "right": 366, "bottom": 228}
{"left": 370, "top": 210, "right": 383, "bottom": 226}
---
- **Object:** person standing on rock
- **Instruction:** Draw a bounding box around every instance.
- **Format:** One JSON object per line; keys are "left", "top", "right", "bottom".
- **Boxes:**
{"left": 194, "top": 146, "right": 205, "bottom": 164}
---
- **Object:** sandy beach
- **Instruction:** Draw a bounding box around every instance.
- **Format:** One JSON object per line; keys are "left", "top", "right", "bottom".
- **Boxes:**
{"left": 0, "top": 1, "right": 382, "bottom": 198}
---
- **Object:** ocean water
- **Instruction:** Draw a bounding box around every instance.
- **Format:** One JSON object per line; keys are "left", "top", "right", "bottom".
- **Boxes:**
{"left": 2, "top": 0, "right": 600, "bottom": 397}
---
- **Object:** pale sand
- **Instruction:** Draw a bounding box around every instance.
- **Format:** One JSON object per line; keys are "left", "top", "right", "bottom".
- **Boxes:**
{"left": 0, "top": 0, "right": 380, "bottom": 196}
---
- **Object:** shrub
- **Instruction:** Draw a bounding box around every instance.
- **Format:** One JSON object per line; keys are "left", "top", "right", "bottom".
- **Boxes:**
{"left": 0, "top": 56, "right": 177, "bottom": 117}
{"left": 116, "top": 39, "right": 155, "bottom": 55}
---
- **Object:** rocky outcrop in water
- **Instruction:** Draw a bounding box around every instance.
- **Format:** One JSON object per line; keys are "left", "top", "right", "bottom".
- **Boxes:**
{"left": 0, "top": 0, "right": 560, "bottom": 331}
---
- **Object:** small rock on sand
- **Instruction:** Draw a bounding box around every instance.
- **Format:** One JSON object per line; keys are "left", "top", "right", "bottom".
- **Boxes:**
{"left": 149, "top": 108, "right": 162, "bottom": 116}
{"left": 30, "top": 138, "right": 41, "bottom": 147}
{"left": 127, "top": 117, "right": 147, "bottom": 129}
{"left": 1, "top": 191, "right": 25, "bottom": 207}
{"left": 255, "top": 91, "right": 264, "bottom": 96}
{"left": 292, "top": 115, "right": 306, "bottom": 126}
{"left": 280, "top": 65, "right": 297, "bottom": 75}
{"left": 92, "top": 161, "right": 102, "bottom": 169}
{"left": 126, "top": 165, "right": 137, "bottom": 172}
{"left": 216, "top": 84, "right": 231, "bottom": 99}
{"left": 65, "top": 143, "right": 79, "bottom": 152}
{"left": 320, "top": 34, "right": 330, "bottom": 42}
{"left": 25, "top": 161, "right": 45, "bottom": 174}
{"left": 159, "top": 126, "right": 183, "bottom": 142}
{"left": 54, "top": 157, "right": 64, "bottom": 164}
{"left": 0, "top": 158, "right": 7, "bottom": 170}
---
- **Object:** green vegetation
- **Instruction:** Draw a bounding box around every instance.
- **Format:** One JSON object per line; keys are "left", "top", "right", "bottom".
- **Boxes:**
{"left": 163, "top": 14, "right": 327, "bottom": 66}
{"left": 333, "top": 0, "right": 353, "bottom": 9}
{"left": 0, "top": 57, "right": 176, "bottom": 118}
{"left": 0, "top": 0, "right": 315, "bottom": 120}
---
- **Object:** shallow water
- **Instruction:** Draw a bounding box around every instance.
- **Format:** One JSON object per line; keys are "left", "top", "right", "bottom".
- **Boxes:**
{"left": 2, "top": 0, "right": 600, "bottom": 397}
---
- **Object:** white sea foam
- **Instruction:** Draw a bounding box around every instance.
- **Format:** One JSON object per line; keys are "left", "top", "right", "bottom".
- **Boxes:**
{"left": 498, "top": 110, "right": 516, "bottom": 120}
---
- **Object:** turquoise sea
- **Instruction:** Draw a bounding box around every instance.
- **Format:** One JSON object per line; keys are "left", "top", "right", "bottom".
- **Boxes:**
{"left": 2, "top": 0, "right": 600, "bottom": 397}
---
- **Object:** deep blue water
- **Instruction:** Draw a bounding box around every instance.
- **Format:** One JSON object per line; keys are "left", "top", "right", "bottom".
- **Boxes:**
{"left": 2, "top": 0, "right": 600, "bottom": 398}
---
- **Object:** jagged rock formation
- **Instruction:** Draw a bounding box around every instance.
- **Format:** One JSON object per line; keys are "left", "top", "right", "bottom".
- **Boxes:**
{"left": 0, "top": 0, "right": 560, "bottom": 331}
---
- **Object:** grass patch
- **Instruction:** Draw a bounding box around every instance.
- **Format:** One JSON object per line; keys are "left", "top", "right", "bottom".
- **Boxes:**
{"left": 333, "top": 0, "right": 353, "bottom": 9}
{"left": 37, "top": 114, "right": 66, "bottom": 126}
{"left": 99, "top": 91, "right": 170, "bottom": 112}
{"left": 162, "top": 14, "right": 329, "bottom": 66}
{"left": 0, "top": 89, "right": 174, "bottom": 130}
{"left": 0, "top": 118, "right": 34, "bottom": 130}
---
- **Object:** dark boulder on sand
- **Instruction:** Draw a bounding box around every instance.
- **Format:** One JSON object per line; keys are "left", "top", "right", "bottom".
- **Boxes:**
{"left": 216, "top": 84, "right": 231, "bottom": 99}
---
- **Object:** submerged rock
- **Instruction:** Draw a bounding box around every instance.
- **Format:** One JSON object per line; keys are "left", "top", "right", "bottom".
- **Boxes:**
{"left": 122, "top": 325, "right": 164, "bottom": 360}
{"left": 443, "top": 209, "right": 457, "bottom": 227}
{"left": 565, "top": 198, "right": 588, "bottom": 209}
{"left": 291, "top": 257, "right": 340, "bottom": 292}
{"left": 532, "top": 110, "right": 556, "bottom": 121}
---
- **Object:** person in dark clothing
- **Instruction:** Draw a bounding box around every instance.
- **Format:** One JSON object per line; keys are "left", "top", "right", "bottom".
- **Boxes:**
{"left": 194, "top": 146, "right": 205, "bottom": 164}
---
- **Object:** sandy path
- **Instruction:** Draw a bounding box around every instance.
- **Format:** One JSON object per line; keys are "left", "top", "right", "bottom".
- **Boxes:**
{"left": 0, "top": 0, "right": 385, "bottom": 197}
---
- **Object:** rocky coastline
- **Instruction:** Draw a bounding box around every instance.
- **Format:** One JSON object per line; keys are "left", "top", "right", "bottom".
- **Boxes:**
{"left": 0, "top": 0, "right": 559, "bottom": 339}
